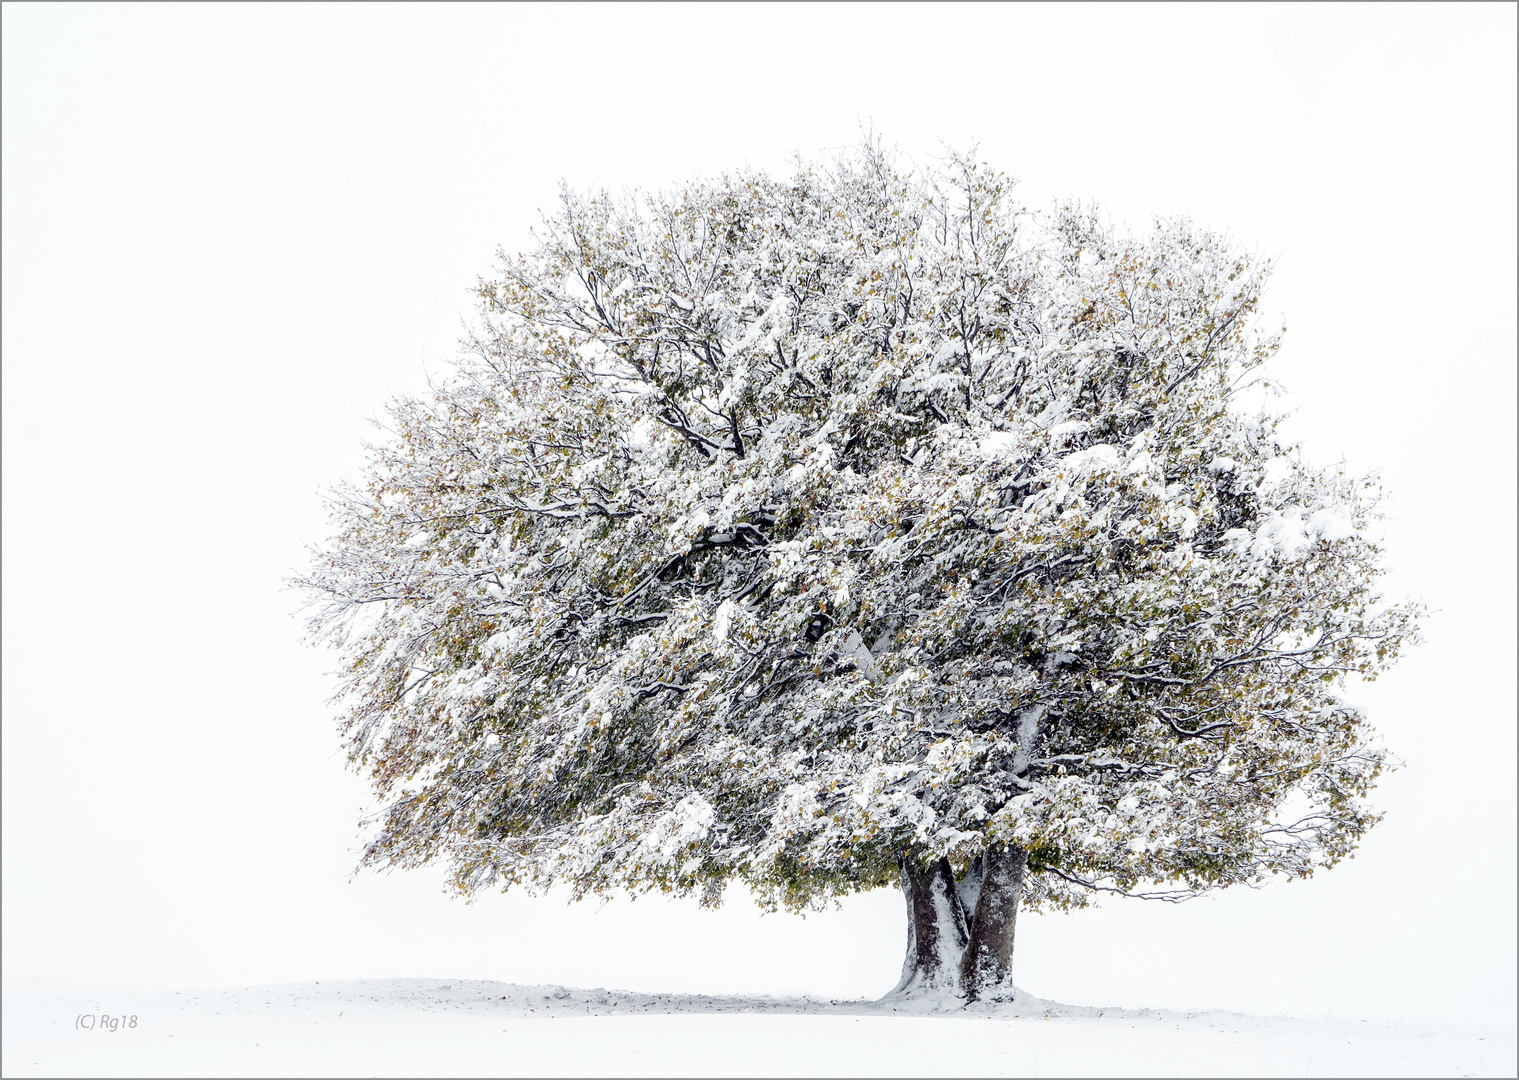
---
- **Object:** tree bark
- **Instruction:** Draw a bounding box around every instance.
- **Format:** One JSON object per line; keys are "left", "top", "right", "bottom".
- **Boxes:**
{"left": 956, "top": 854, "right": 984, "bottom": 916}
{"left": 890, "top": 854, "right": 970, "bottom": 996}
{"left": 960, "top": 843, "right": 1028, "bottom": 1001}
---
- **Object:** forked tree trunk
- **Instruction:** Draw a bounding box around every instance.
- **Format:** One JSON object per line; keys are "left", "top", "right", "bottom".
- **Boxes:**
{"left": 891, "top": 844, "right": 1028, "bottom": 1002}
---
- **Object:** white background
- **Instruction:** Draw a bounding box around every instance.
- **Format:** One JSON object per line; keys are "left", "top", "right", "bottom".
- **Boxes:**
{"left": 4, "top": 3, "right": 1514, "bottom": 1024}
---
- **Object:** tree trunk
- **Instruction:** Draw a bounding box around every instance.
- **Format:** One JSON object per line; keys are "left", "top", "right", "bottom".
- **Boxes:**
{"left": 889, "top": 854, "right": 970, "bottom": 996}
{"left": 956, "top": 855, "right": 985, "bottom": 916}
{"left": 960, "top": 843, "right": 1028, "bottom": 1002}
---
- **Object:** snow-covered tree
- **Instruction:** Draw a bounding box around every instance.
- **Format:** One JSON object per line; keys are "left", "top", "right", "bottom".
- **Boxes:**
{"left": 299, "top": 143, "right": 1420, "bottom": 1000}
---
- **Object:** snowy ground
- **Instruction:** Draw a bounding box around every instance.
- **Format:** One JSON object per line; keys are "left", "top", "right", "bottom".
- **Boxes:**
{"left": 4, "top": 979, "right": 1512, "bottom": 1078}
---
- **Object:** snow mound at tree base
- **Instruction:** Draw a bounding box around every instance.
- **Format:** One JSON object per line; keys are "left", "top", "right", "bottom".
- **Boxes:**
{"left": 5, "top": 978, "right": 1513, "bottom": 1078}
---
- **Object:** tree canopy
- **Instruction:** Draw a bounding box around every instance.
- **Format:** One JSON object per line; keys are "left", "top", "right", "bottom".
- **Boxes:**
{"left": 300, "top": 143, "right": 1419, "bottom": 930}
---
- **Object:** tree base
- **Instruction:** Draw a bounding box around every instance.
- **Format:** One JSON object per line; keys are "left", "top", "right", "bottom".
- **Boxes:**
{"left": 893, "top": 845, "right": 1027, "bottom": 1001}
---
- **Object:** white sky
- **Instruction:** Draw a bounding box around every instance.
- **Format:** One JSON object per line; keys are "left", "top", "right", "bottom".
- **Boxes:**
{"left": 4, "top": 3, "right": 1514, "bottom": 1024}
